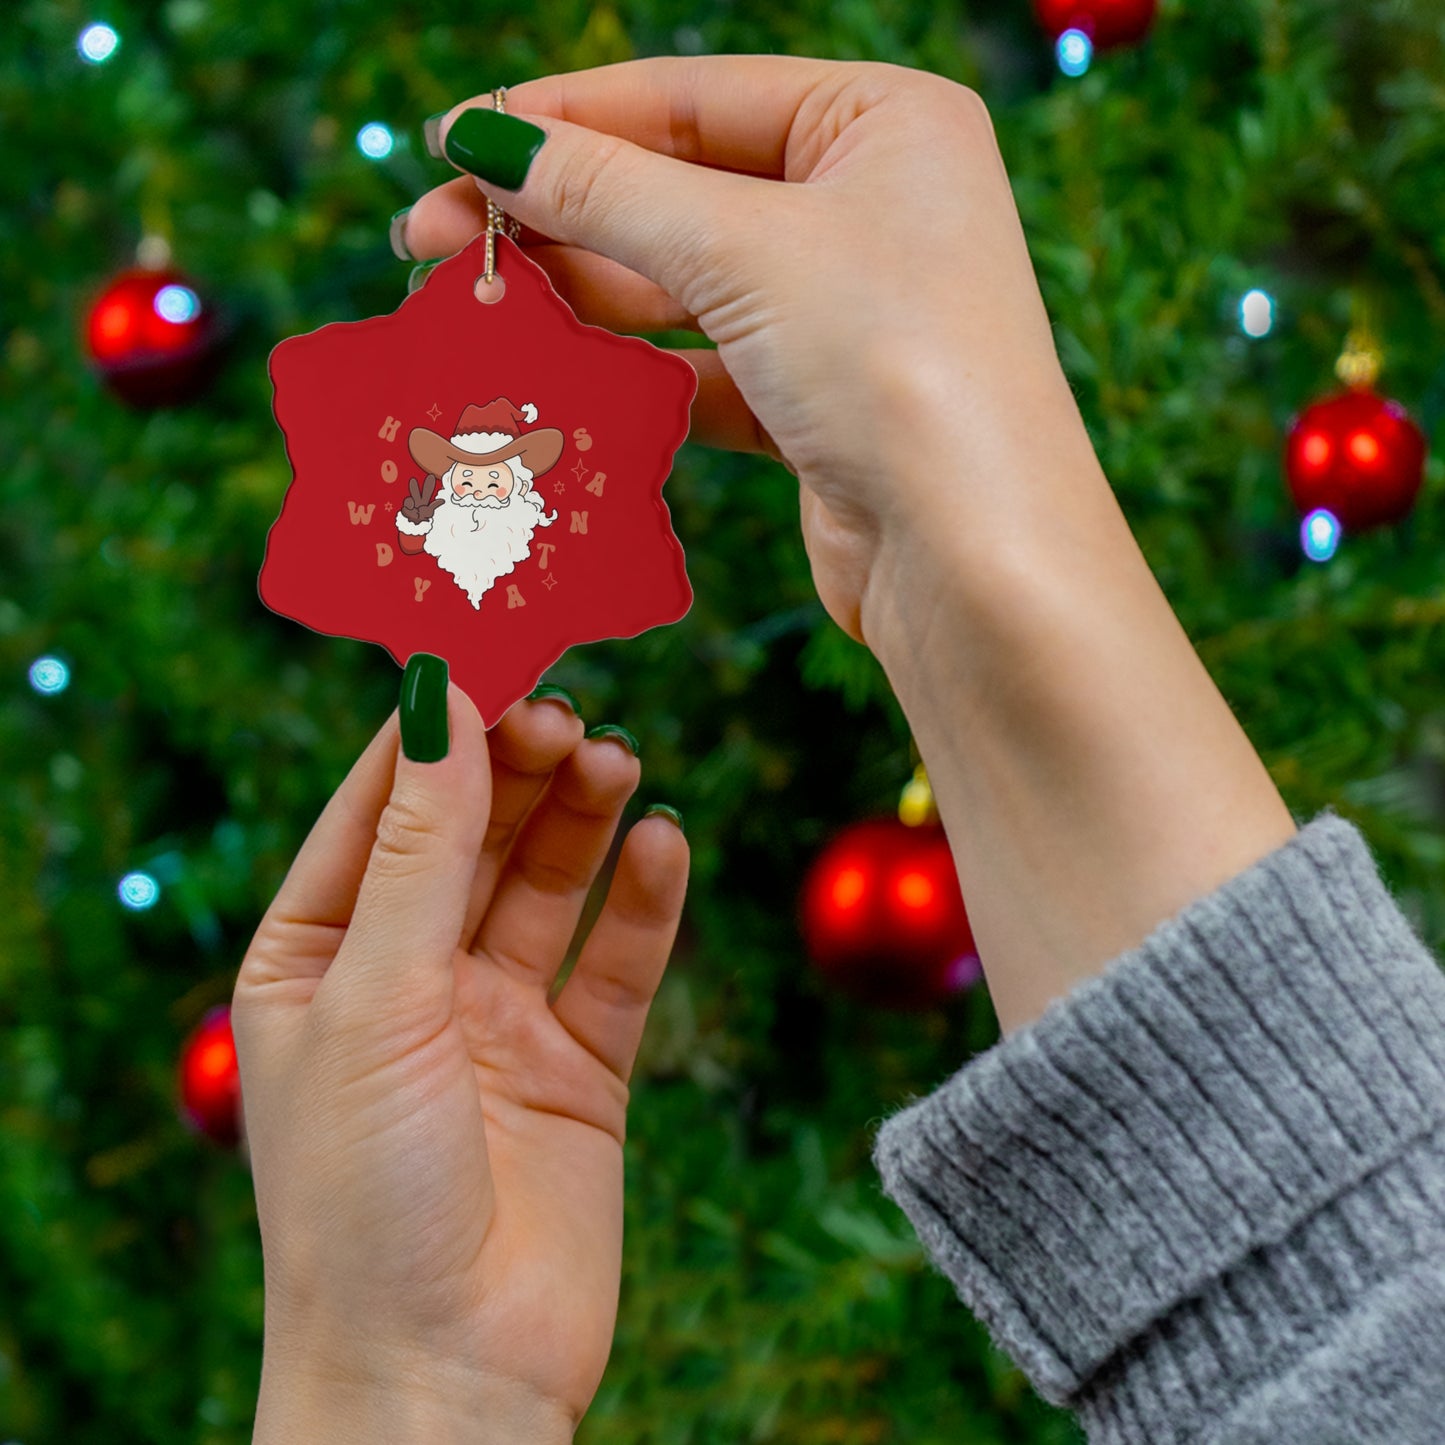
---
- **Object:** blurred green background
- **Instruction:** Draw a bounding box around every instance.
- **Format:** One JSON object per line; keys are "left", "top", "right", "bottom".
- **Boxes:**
{"left": 4, "top": 0, "right": 1445, "bottom": 1440}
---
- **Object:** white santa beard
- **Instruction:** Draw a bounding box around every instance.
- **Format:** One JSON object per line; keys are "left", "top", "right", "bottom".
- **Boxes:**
{"left": 423, "top": 496, "right": 544, "bottom": 609}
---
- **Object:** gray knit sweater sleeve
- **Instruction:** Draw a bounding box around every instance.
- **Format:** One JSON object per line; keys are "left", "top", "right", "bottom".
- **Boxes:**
{"left": 870, "top": 809, "right": 1445, "bottom": 1443}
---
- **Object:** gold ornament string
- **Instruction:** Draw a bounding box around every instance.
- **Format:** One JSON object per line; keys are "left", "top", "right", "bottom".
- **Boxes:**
{"left": 483, "top": 87, "right": 523, "bottom": 288}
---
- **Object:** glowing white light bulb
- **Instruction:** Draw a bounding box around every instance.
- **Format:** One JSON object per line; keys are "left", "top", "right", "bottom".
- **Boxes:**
{"left": 357, "top": 123, "right": 395, "bottom": 160}
{"left": 1057, "top": 29, "right": 1093, "bottom": 77}
{"left": 1240, "top": 288, "right": 1275, "bottom": 338}
{"left": 78, "top": 22, "right": 120, "bottom": 64}
{"left": 154, "top": 284, "right": 201, "bottom": 324}
{"left": 1301, "top": 508, "right": 1341, "bottom": 563}
{"left": 28, "top": 657, "right": 70, "bottom": 694}
{"left": 118, "top": 871, "right": 161, "bottom": 910}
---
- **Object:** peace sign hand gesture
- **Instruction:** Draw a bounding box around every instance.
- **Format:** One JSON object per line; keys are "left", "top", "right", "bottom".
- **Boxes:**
{"left": 401, "top": 472, "right": 443, "bottom": 524}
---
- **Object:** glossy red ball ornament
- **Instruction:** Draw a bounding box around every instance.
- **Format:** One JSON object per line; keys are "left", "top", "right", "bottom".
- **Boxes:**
{"left": 1034, "top": 0, "right": 1157, "bottom": 49}
{"left": 800, "top": 818, "right": 981, "bottom": 1011}
{"left": 84, "top": 267, "right": 222, "bottom": 407}
{"left": 1284, "top": 388, "right": 1427, "bottom": 533}
{"left": 178, "top": 1005, "right": 242, "bottom": 1148}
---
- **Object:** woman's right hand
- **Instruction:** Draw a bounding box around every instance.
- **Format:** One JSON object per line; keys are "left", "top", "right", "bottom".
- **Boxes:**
{"left": 401, "top": 56, "right": 1101, "bottom": 645}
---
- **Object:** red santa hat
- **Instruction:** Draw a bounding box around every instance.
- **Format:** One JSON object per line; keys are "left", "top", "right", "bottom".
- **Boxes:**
{"left": 408, "top": 397, "right": 564, "bottom": 479}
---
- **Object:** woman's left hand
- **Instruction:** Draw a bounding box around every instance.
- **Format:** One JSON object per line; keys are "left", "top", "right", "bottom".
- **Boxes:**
{"left": 232, "top": 678, "right": 688, "bottom": 1442}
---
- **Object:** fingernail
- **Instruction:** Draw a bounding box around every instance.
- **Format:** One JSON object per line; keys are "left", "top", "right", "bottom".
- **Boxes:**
{"left": 423, "top": 112, "right": 446, "bottom": 160}
{"left": 526, "top": 683, "right": 581, "bottom": 715}
{"left": 407, "top": 261, "right": 438, "bottom": 294}
{"left": 585, "top": 723, "right": 639, "bottom": 756}
{"left": 644, "top": 803, "right": 684, "bottom": 834}
{"left": 389, "top": 207, "right": 413, "bottom": 261}
{"left": 400, "top": 653, "right": 449, "bottom": 762}
{"left": 443, "top": 106, "right": 546, "bottom": 191}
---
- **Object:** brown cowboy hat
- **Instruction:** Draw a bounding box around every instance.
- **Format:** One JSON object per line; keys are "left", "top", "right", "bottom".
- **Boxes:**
{"left": 407, "top": 398, "right": 564, "bottom": 480}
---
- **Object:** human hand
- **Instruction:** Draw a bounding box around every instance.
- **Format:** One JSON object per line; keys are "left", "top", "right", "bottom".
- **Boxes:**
{"left": 401, "top": 57, "right": 1099, "bottom": 643}
{"left": 401, "top": 472, "right": 443, "bottom": 524}
{"left": 233, "top": 665, "right": 688, "bottom": 1441}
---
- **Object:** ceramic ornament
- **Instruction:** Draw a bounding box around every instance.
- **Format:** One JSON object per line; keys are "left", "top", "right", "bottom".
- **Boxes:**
{"left": 261, "top": 231, "right": 696, "bottom": 725}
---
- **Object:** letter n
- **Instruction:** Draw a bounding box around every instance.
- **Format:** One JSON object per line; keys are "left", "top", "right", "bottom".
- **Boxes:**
{"left": 569, "top": 511, "right": 589, "bottom": 534}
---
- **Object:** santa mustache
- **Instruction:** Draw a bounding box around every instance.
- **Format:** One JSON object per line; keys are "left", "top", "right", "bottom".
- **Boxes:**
{"left": 451, "top": 491, "right": 510, "bottom": 509}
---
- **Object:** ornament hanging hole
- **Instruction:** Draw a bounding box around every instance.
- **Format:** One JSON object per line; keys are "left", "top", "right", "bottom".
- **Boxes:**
{"left": 474, "top": 274, "right": 506, "bottom": 305}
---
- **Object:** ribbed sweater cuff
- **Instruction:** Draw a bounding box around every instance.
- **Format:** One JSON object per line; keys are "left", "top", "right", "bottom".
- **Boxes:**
{"left": 870, "top": 810, "right": 1445, "bottom": 1421}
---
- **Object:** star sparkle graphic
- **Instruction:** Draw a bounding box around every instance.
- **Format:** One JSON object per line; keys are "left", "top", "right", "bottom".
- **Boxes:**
{"left": 541, "top": 572, "right": 559, "bottom": 591}
{"left": 571, "top": 458, "right": 590, "bottom": 482}
{"left": 426, "top": 402, "right": 442, "bottom": 421}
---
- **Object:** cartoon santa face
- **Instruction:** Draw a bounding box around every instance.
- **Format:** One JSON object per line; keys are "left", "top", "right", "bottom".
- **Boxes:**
{"left": 397, "top": 398, "right": 561, "bottom": 609}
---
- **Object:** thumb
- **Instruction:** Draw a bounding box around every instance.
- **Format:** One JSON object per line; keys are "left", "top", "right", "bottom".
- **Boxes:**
{"left": 440, "top": 103, "right": 756, "bottom": 312}
{"left": 324, "top": 654, "right": 490, "bottom": 1027}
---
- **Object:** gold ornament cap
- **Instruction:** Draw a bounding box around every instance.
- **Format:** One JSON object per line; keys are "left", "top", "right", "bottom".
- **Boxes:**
{"left": 898, "top": 764, "right": 938, "bottom": 827}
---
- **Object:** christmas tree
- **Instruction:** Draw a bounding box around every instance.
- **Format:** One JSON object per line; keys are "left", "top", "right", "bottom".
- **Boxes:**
{"left": 3, "top": 1, "right": 1444, "bottom": 1441}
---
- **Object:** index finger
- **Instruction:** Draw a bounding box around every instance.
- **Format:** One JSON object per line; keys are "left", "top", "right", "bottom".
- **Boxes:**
{"left": 443, "top": 54, "right": 852, "bottom": 181}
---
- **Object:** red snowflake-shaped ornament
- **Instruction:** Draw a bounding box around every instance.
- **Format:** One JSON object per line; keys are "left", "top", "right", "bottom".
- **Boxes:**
{"left": 261, "top": 232, "right": 696, "bottom": 725}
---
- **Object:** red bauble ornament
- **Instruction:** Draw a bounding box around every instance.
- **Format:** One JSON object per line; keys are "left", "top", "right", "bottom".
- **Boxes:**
{"left": 800, "top": 818, "right": 981, "bottom": 1011}
{"left": 85, "top": 267, "right": 222, "bottom": 407}
{"left": 1284, "top": 387, "right": 1427, "bottom": 533}
{"left": 1034, "top": 0, "right": 1157, "bottom": 49}
{"left": 178, "top": 1005, "right": 242, "bottom": 1147}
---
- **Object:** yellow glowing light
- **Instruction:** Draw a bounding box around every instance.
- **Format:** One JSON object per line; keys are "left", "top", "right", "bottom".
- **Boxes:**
{"left": 1348, "top": 430, "right": 1380, "bottom": 466}
{"left": 1301, "top": 432, "right": 1331, "bottom": 469}
{"left": 895, "top": 871, "right": 935, "bottom": 910}
{"left": 830, "top": 866, "right": 867, "bottom": 911}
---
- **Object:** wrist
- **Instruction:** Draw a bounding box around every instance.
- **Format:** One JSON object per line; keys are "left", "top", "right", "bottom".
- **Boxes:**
{"left": 254, "top": 1345, "right": 575, "bottom": 1445}
{"left": 857, "top": 424, "right": 1295, "bottom": 1033}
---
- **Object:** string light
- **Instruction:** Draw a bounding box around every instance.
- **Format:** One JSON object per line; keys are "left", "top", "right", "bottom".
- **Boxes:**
{"left": 1301, "top": 508, "right": 1341, "bottom": 563}
{"left": 356, "top": 122, "right": 394, "bottom": 160}
{"left": 28, "top": 657, "right": 70, "bottom": 695}
{"left": 153, "top": 284, "right": 201, "bottom": 324}
{"left": 78, "top": 22, "right": 120, "bottom": 64}
{"left": 1240, "top": 289, "right": 1274, "bottom": 338}
{"left": 1057, "top": 29, "right": 1093, "bottom": 76}
{"left": 118, "top": 871, "right": 161, "bottom": 910}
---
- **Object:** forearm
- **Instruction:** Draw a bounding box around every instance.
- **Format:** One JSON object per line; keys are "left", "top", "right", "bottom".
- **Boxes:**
{"left": 860, "top": 378, "right": 1297, "bottom": 1035}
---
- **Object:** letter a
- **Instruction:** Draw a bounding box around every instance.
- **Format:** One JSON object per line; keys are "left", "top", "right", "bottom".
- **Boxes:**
{"left": 378, "top": 415, "right": 401, "bottom": 441}
{"left": 375, "top": 542, "right": 393, "bottom": 567}
{"left": 348, "top": 502, "right": 375, "bottom": 525}
{"left": 585, "top": 471, "right": 606, "bottom": 497}
{"left": 569, "top": 511, "right": 589, "bottom": 534}
{"left": 507, "top": 585, "right": 526, "bottom": 609}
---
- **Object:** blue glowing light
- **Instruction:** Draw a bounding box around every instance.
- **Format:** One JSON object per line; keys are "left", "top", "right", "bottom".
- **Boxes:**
{"left": 357, "top": 123, "right": 395, "bottom": 160}
{"left": 118, "top": 871, "right": 161, "bottom": 910}
{"left": 1301, "top": 508, "right": 1341, "bottom": 563}
{"left": 28, "top": 657, "right": 70, "bottom": 695}
{"left": 78, "top": 22, "right": 120, "bottom": 64}
{"left": 1057, "top": 28, "right": 1093, "bottom": 77}
{"left": 1240, "top": 288, "right": 1274, "bottom": 338}
{"left": 154, "top": 284, "right": 201, "bottom": 324}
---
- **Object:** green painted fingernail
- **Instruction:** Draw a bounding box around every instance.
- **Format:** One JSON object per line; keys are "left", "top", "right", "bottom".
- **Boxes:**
{"left": 585, "top": 723, "right": 639, "bottom": 756}
{"left": 407, "top": 261, "right": 438, "bottom": 294}
{"left": 644, "top": 804, "right": 684, "bottom": 834}
{"left": 388, "top": 207, "right": 413, "bottom": 261}
{"left": 527, "top": 683, "right": 581, "bottom": 715}
{"left": 423, "top": 112, "right": 446, "bottom": 160}
{"left": 400, "top": 653, "right": 449, "bottom": 762}
{"left": 443, "top": 106, "right": 546, "bottom": 191}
